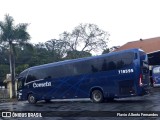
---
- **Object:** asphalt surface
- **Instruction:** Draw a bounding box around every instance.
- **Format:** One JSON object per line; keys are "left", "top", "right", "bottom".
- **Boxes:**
{"left": 0, "top": 87, "right": 160, "bottom": 120}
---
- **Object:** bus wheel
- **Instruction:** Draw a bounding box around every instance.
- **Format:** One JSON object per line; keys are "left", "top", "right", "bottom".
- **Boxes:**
{"left": 91, "top": 90, "right": 104, "bottom": 103}
{"left": 28, "top": 94, "right": 37, "bottom": 104}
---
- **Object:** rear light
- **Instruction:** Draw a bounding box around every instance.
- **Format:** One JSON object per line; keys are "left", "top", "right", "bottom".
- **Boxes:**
{"left": 139, "top": 74, "right": 143, "bottom": 86}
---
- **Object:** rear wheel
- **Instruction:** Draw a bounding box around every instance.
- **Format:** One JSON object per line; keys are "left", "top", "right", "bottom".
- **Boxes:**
{"left": 91, "top": 90, "right": 104, "bottom": 103}
{"left": 28, "top": 94, "right": 37, "bottom": 104}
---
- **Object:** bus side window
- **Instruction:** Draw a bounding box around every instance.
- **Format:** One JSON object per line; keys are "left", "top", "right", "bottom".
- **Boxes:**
{"left": 134, "top": 53, "right": 138, "bottom": 59}
{"left": 117, "top": 60, "right": 124, "bottom": 69}
{"left": 101, "top": 59, "right": 108, "bottom": 71}
{"left": 121, "top": 52, "right": 134, "bottom": 66}
{"left": 108, "top": 61, "right": 116, "bottom": 70}
{"left": 77, "top": 60, "right": 92, "bottom": 74}
{"left": 26, "top": 70, "right": 38, "bottom": 83}
{"left": 26, "top": 75, "right": 37, "bottom": 83}
{"left": 91, "top": 65, "right": 98, "bottom": 72}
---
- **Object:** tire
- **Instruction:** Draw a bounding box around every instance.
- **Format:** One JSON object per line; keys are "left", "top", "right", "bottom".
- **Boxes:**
{"left": 91, "top": 90, "right": 104, "bottom": 103}
{"left": 28, "top": 94, "right": 37, "bottom": 104}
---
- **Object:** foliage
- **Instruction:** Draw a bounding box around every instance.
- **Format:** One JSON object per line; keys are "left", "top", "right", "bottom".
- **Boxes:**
{"left": 0, "top": 22, "right": 110, "bottom": 83}
{"left": 102, "top": 48, "right": 110, "bottom": 54}
{"left": 15, "top": 64, "right": 29, "bottom": 75}
{"left": 65, "top": 50, "right": 92, "bottom": 59}
{"left": 0, "top": 14, "right": 30, "bottom": 98}
{"left": 0, "top": 14, "right": 30, "bottom": 45}
{"left": 60, "top": 23, "right": 110, "bottom": 53}
{"left": 0, "top": 64, "right": 9, "bottom": 81}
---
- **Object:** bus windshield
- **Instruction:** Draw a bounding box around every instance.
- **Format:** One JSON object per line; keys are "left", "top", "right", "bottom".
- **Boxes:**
{"left": 17, "top": 70, "right": 28, "bottom": 90}
{"left": 17, "top": 78, "right": 23, "bottom": 90}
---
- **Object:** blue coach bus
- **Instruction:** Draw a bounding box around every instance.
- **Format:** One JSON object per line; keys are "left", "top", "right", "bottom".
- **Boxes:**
{"left": 152, "top": 65, "right": 160, "bottom": 87}
{"left": 17, "top": 48, "right": 150, "bottom": 104}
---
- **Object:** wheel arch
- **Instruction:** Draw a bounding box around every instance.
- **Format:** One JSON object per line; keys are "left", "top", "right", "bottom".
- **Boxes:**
{"left": 27, "top": 92, "right": 38, "bottom": 104}
{"left": 27, "top": 91, "right": 36, "bottom": 101}
{"left": 27, "top": 92, "right": 33, "bottom": 98}
{"left": 89, "top": 86, "right": 104, "bottom": 98}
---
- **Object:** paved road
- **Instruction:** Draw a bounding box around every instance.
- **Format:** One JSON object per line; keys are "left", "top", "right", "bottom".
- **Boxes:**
{"left": 0, "top": 87, "right": 160, "bottom": 120}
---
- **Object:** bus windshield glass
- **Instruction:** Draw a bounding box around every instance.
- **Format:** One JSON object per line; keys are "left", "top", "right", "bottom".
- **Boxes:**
{"left": 17, "top": 70, "right": 28, "bottom": 90}
{"left": 17, "top": 79, "right": 23, "bottom": 90}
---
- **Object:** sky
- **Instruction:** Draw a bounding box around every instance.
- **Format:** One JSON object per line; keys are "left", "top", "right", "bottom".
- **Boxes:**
{"left": 1, "top": 0, "right": 160, "bottom": 48}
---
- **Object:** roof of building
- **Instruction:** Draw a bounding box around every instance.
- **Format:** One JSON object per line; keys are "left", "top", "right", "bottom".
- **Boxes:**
{"left": 115, "top": 37, "right": 160, "bottom": 53}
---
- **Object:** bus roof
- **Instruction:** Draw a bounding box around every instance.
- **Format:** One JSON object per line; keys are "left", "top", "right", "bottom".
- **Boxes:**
{"left": 25, "top": 48, "right": 143, "bottom": 71}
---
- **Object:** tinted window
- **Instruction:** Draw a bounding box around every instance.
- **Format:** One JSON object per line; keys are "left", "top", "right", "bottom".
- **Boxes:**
{"left": 47, "top": 65, "right": 66, "bottom": 78}
{"left": 26, "top": 65, "right": 76, "bottom": 83}
{"left": 74, "top": 52, "right": 135, "bottom": 74}
{"left": 117, "top": 60, "right": 125, "bottom": 69}
{"left": 18, "top": 70, "right": 28, "bottom": 89}
{"left": 25, "top": 52, "right": 135, "bottom": 82}
{"left": 26, "top": 69, "right": 40, "bottom": 83}
{"left": 18, "top": 70, "right": 28, "bottom": 83}
{"left": 17, "top": 80, "right": 23, "bottom": 90}
{"left": 69, "top": 60, "right": 93, "bottom": 75}
{"left": 101, "top": 52, "right": 134, "bottom": 71}
{"left": 121, "top": 52, "right": 135, "bottom": 66}
{"left": 19, "top": 70, "right": 28, "bottom": 79}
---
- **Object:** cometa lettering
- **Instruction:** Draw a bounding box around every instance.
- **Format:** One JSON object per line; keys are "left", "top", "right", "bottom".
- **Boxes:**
{"left": 33, "top": 82, "right": 51, "bottom": 88}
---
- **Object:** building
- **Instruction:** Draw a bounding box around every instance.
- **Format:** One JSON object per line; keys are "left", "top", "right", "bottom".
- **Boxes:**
{"left": 115, "top": 37, "right": 160, "bottom": 65}
{"left": 0, "top": 81, "right": 6, "bottom": 89}
{"left": 0, "top": 81, "right": 8, "bottom": 99}
{"left": 3, "top": 74, "right": 17, "bottom": 98}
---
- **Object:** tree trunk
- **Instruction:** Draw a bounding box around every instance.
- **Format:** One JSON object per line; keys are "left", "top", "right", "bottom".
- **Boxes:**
{"left": 9, "top": 41, "right": 16, "bottom": 98}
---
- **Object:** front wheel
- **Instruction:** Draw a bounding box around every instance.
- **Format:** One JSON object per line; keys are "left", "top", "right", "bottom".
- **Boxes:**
{"left": 28, "top": 94, "right": 37, "bottom": 104}
{"left": 91, "top": 90, "right": 104, "bottom": 103}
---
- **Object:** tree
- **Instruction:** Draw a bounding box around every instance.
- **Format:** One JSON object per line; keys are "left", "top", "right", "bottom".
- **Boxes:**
{"left": 60, "top": 23, "right": 110, "bottom": 54}
{"left": 32, "top": 43, "right": 53, "bottom": 65}
{"left": 0, "top": 45, "right": 9, "bottom": 65}
{"left": 0, "top": 45, "right": 9, "bottom": 82}
{"left": 15, "top": 44, "right": 33, "bottom": 67}
{"left": 45, "top": 39, "right": 67, "bottom": 59}
{"left": 16, "top": 64, "right": 29, "bottom": 75}
{"left": 65, "top": 50, "right": 92, "bottom": 59}
{"left": 102, "top": 48, "right": 110, "bottom": 54}
{"left": 102, "top": 46, "right": 120, "bottom": 54}
{"left": 0, "top": 14, "right": 30, "bottom": 98}
{"left": 0, "top": 64, "right": 9, "bottom": 82}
